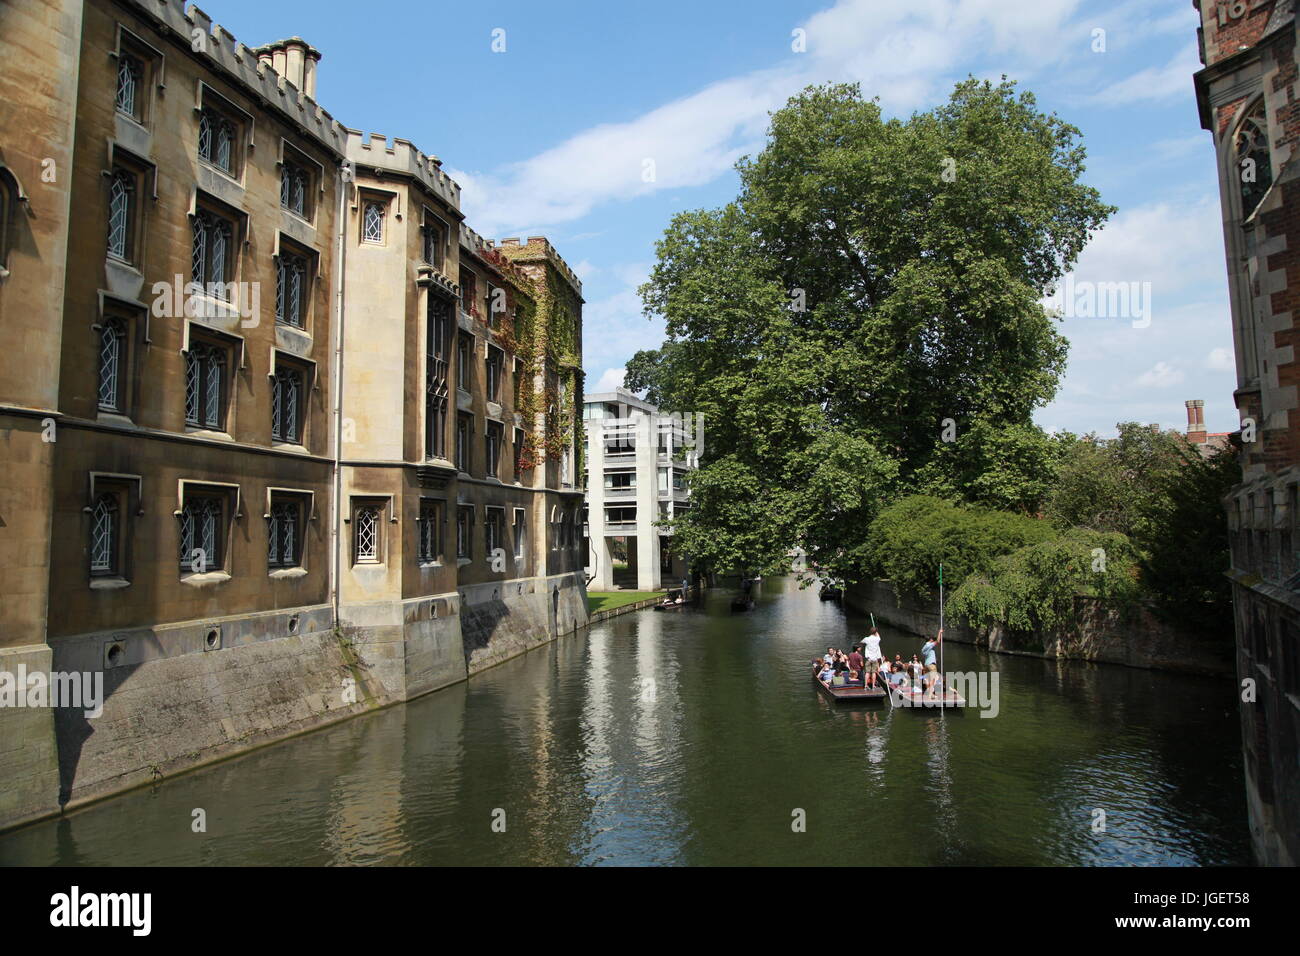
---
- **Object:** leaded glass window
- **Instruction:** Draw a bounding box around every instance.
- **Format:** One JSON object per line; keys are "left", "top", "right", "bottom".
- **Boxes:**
{"left": 1237, "top": 102, "right": 1274, "bottom": 219}
{"left": 185, "top": 340, "right": 225, "bottom": 429}
{"left": 271, "top": 364, "right": 303, "bottom": 443}
{"left": 97, "top": 316, "right": 127, "bottom": 412}
{"left": 115, "top": 55, "right": 141, "bottom": 119}
{"left": 198, "top": 107, "right": 236, "bottom": 173}
{"left": 107, "top": 169, "right": 133, "bottom": 260}
{"left": 362, "top": 201, "right": 384, "bottom": 243}
{"left": 456, "top": 414, "right": 470, "bottom": 472}
{"left": 485, "top": 422, "right": 502, "bottom": 477}
{"left": 456, "top": 506, "right": 472, "bottom": 559}
{"left": 417, "top": 499, "right": 441, "bottom": 564}
{"left": 485, "top": 347, "right": 502, "bottom": 402}
{"left": 90, "top": 493, "right": 118, "bottom": 575}
{"left": 422, "top": 217, "right": 442, "bottom": 265}
{"left": 276, "top": 251, "right": 307, "bottom": 327}
{"left": 426, "top": 297, "right": 451, "bottom": 459}
{"left": 485, "top": 508, "right": 504, "bottom": 557}
{"left": 268, "top": 499, "right": 299, "bottom": 568}
{"left": 280, "top": 161, "right": 309, "bottom": 217}
{"left": 192, "top": 210, "right": 233, "bottom": 294}
{"left": 180, "top": 495, "right": 222, "bottom": 572}
{"left": 355, "top": 506, "right": 379, "bottom": 563}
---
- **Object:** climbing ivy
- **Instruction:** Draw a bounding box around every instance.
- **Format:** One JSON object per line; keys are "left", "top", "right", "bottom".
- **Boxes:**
{"left": 494, "top": 244, "right": 583, "bottom": 475}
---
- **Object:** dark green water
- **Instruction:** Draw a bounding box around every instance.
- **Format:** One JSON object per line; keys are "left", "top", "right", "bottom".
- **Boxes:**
{"left": 0, "top": 577, "right": 1251, "bottom": 865}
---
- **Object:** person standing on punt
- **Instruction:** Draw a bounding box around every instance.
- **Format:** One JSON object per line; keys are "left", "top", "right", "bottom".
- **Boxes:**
{"left": 861, "top": 627, "right": 883, "bottom": 688}
{"left": 922, "top": 628, "right": 943, "bottom": 695}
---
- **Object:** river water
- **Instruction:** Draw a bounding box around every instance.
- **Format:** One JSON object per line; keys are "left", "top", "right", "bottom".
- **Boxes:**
{"left": 0, "top": 576, "right": 1251, "bottom": 866}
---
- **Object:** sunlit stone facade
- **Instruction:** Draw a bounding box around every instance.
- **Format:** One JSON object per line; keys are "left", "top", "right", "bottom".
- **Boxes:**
{"left": 0, "top": 0, "right": 586, "bottom": 830}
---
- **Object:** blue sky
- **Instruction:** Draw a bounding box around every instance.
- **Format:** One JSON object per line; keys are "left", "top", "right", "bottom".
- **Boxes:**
{"left": 210, "top": 0, "right": 1233, "bottom": 436}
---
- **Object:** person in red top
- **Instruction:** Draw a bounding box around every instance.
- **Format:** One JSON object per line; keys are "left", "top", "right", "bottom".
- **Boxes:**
{"left": 847, "top": 647, "right": 865, "bottom": 676}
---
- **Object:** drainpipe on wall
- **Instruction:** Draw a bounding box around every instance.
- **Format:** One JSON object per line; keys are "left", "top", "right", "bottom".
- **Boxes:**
{"left": 329, "top": 161, "right": 349, "bottom": 630}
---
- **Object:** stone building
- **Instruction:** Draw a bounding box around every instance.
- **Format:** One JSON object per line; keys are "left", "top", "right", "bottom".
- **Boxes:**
{"left": 582, "top": 388, "right": 695, "bottom": 591}
{"left": 1193, "top": 0, "right": 1299, "bottom": 866}
{"left": 0, "top": 0, "right": 586, "bottom": 831}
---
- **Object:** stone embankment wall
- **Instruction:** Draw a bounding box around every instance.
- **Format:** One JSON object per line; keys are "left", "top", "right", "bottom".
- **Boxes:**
{"left": 3, "top": 573, "right": 588, "bottom": 832}
{"left": 846, "top": 579, "right": 1231, "bottom": 677}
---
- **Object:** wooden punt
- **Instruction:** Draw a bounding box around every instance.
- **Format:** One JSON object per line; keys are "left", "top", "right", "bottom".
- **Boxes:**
{"left": 813, "top": 668, "right": 887, "bottom": 704}
{"left": 819, "top": 586, "right": 844, "bottom": 602}
{"left": 653, "top": 600, "right": 688, "bottom": 611}
{"left": 887, "top": 681, "right": 966, "bottom": 709}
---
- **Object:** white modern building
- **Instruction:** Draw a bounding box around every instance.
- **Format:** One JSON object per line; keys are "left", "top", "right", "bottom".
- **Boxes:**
{"left": 583, "top": 389, "right": 698, "bottom": 590}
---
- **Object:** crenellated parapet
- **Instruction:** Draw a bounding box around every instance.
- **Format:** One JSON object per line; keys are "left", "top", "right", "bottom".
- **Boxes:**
{"left": 460, "top": 223, "right": 534, "bottom": 290}
{"left": 496, "top": 236, "right": 584, "bottom": 300}
{"left": 343, "top": 129, "right": 462, "bottom": 212}
{"left": 120, "top": 1, "right": 345, "bottom": 155}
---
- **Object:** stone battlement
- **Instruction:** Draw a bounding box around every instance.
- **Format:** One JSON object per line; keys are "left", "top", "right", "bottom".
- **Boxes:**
{"left": 344, "top": 130, "right": 462, "bottom": 211}
{"left": 497, "top": 236, "right": 584, "bottom": 297}
{"left": 125, "top": 1, "right": 344, "bottom": 152}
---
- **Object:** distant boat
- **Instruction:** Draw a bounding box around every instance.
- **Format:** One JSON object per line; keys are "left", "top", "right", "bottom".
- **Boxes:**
{"left": 730, "top": 596, "right": 754, "bottom": 612}
{"left": 819, "top": 585, "right": 843, "bottom": 602}
{"left": 812, "top": 667, "right": 886, "bottom": 704}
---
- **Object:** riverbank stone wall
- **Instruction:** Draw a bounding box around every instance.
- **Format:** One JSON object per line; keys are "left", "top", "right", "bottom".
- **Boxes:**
{"left": 1, "top": 571, "right": 589, "bottom": 832}
{"left": 846, "top": 579, "right": 1232, "bottom": 677}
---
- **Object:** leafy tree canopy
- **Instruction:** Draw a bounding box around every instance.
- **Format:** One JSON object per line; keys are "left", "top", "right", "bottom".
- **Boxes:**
{"left": 635, "top": 78, "right": 1113, "bottom": 576}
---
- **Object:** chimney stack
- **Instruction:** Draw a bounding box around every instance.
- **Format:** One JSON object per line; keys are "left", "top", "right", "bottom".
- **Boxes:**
{"left": 1185, "top": 399, "right": 1207, "bottom": 443}
{"left": 253, "top": 38, "right": 321, "bottom": 99}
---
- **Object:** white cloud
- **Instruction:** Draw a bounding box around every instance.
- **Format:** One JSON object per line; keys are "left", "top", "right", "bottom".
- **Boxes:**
{"left": 1206, "top": 347, "right": 1234, "bottom": 371}
{"left": 1090, "top": 43, "right": 1201, "bottom": 105}
{"left": 592, "top": 368, "right": 627, "bottom": 392}
{"left": 454, "top": 0, "right": 1093, "bottom": 237}
{"left": 1136, "top": 361, "right": 1185, "bottom": 388}
{"left": 1061, "top": 196, "right": 1225, "bottom": 311}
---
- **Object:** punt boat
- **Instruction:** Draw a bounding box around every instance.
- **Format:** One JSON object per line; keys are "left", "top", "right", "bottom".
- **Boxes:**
{"left": 887, "top": 680, "right": 966, "bottom": 709}
{"left": 812, "top": 667, "right": 887, "bottom": 704}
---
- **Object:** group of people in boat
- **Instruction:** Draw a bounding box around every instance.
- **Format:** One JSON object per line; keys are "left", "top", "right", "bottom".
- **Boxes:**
{"left": 813, "top": 627, "right": 945, "bottom": 696}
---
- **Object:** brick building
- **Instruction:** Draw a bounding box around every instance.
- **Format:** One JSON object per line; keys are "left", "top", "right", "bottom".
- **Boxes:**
{"left": 1193, "top": 0, "right": 1299, "bottom": 866}
{"left": 0, "top": 0, "right": 585, "bottom": 830}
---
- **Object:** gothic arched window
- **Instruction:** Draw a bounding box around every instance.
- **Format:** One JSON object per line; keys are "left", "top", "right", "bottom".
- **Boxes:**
{"left": 1236, "top": 101, "right": 1274, "bottom": 218}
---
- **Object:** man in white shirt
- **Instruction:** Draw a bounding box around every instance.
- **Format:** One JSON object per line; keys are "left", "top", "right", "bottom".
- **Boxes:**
{"left": 862, "top": 628, "right": 883, "bottom": 662}
{"left": 859, "top": 628, "right": 883, "bottom": 688}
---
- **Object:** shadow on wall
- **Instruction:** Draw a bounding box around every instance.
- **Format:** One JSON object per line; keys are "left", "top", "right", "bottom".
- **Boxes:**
{"left": 53, "top": 659, "right": 137, "bottom": 807}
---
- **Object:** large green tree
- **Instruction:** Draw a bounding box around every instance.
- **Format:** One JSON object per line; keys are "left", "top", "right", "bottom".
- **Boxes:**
{"left": 633, "top": 78, "right": 1113, "bottom": 578}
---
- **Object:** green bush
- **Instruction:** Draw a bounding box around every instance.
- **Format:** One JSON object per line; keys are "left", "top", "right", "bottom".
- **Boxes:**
{"left": 948, "top": 528, "right": 1142, "bottom": 631}
{"left": 866, "top": 495, "right": 1055, "bottom": 598}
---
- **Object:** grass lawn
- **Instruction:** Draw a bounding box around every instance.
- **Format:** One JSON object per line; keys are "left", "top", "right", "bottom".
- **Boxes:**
{"left": 587, "top": 590, "right": 663, "bottom": 614}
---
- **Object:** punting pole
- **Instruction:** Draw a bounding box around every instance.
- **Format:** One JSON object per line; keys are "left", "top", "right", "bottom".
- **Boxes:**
{"left": 939, "top": 563, "right": 945, "bottom": 709}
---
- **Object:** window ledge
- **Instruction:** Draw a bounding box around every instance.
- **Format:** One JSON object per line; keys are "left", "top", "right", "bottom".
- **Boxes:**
{"left": 199, "top": 159, "right": 242, "bottom": 188}
{"left": 418, "top": 560, "right": 443, "bottom": 570}
{"left": 181, "top": 570, "right": 231, "bottom": 587}
{"left": 269, "top": 567, "right": 308, "bottom": 579}
{"left": 105, "top": 255, "right": 142, "bottom": 275}
{"left": 97, "top": 410, "right": 135, "bottom": 427}
{"left": 457, "top": 557, "right": 471, "bottom": 567}
{"left": 272, "top": 441, "right": 309, "bottom": 454}
{"left": 90, "top": 576, "right": 131, "bottom": 590}
{"left": 185, "top": 426, "right": 233, "bottom": 441}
